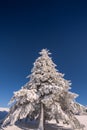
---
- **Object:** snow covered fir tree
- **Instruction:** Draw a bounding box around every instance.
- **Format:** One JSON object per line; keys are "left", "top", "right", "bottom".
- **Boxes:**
{"left": 2, "top": 49, "right": 85, "bottom": 130}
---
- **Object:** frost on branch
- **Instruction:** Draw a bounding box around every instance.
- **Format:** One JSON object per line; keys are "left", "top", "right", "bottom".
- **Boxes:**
{"left": 2, "top": 49, "right": 85, "bottom": 130}
{"left": 10, "top": 88, "right": 39, "bottom": 104}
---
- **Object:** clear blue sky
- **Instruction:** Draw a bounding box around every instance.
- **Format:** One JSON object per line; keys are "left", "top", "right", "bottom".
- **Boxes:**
{"left": 0, "top": 0, "right": 87, "bottom": 107}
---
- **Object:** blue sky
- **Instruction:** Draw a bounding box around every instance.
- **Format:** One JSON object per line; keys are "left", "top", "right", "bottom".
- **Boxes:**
{"left": 0, "top": 0, "right": 87, "bottom": 107}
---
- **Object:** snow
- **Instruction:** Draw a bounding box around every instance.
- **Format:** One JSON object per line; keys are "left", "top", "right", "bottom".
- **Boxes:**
{"left": 0, "top": 115, "right": 87, "bottom": 130}
{"left": 76, "top": 115, "right": 87, "bottom": 130}
{"left": 2, "top": 125, "right": 22, "bottom": 130}
{"left": 0, "top": 108, "right": 9, "bottom": 112}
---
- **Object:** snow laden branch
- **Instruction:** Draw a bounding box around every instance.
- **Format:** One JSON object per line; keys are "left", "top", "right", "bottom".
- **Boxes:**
{"left": 10, "top": 88, "right": 39, "bottom": 104}
{"left": 3, "top": 88, "right": 39, "bottom": 126}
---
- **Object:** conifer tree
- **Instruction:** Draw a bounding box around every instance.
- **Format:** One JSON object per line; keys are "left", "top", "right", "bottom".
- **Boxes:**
{"left": 2, "top": 49, "right": 84, "bottom": 130}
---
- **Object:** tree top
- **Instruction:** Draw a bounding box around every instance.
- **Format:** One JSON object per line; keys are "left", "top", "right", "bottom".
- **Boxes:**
{"left": 39, "top": 49, "right": 51, "bottom": 56}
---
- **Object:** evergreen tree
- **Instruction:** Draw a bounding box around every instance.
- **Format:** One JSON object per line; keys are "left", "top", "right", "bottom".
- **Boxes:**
{"left": 2, "top": 49, "right": 84, "bottom": 130}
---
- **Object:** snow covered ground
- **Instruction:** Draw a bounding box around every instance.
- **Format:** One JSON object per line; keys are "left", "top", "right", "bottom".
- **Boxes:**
{"left": 76, "top": 115, "right": 87, "bottom": 130}
{"left": 0, "top": 108, "right": 87, "bottom": 130}
{"left": 1, "top": 115, "right": 87, "bottom": 130}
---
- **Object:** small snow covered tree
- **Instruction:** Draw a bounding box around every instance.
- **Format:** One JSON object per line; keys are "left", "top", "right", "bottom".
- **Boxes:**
{"left": 2, "top": 49, "right": 84, "bottom": 130}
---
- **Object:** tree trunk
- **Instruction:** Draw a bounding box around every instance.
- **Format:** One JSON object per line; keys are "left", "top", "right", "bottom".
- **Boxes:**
{"left": 38, "top": 103, "right": 45, "bottom": 130}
